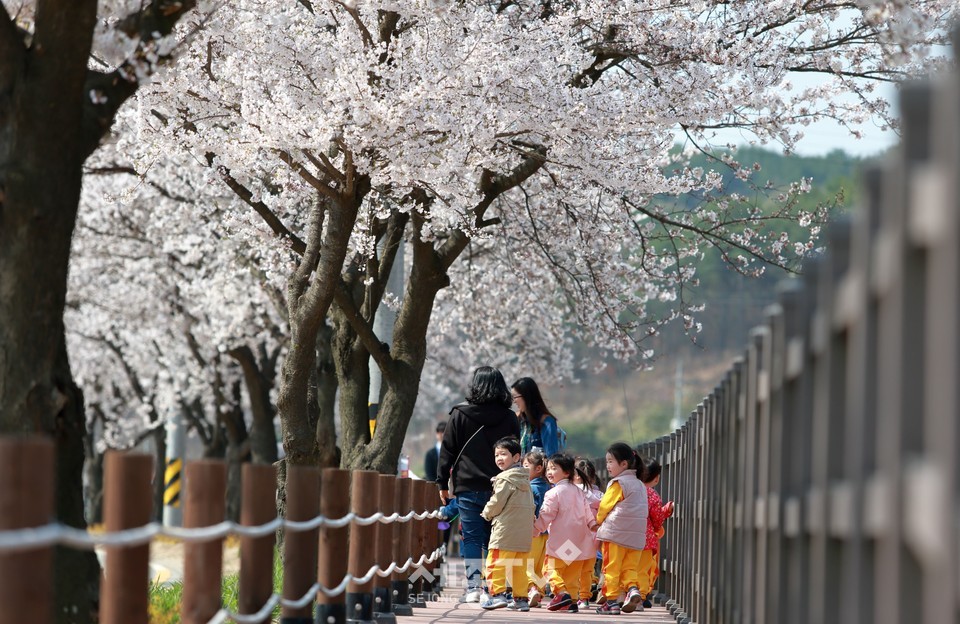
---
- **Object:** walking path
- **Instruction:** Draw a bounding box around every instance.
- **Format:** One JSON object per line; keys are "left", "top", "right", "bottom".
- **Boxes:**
{"left": 413, "top": 558, "right": 676, "bottom": 623}
{"left": 402, "top": 599, "right": 677, "bottom": 623}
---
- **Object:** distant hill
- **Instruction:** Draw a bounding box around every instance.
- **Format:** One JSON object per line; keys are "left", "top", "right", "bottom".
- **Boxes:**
{"left": 542, "top": 146, "right": 872, "bottom": 460}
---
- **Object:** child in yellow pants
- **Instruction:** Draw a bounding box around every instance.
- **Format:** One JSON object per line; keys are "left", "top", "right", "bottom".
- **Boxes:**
{"left": 481, "top": 437, "right": 536, "bottom": 610}
{"left": 547, "top": 556, "right": 592, "bottom": 603}
{"left": 639, "top": 458, "right": 674, "bottom": 608}
{"left": 595, "top": 443, "right": 648, "bottom": 615}
{"left": 524, "top": 450, "right": 551, "bottom": 606}
{"left": 486, "top": 549, "right": 530, "bottom": 599}
{"left": 533, "top": 454, "right": 597, "bottom": 613}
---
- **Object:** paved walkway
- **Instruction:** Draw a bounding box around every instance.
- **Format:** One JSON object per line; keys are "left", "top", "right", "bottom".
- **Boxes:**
{"left": 400, "top": 599, "right": 677, "bottom": 623}
{"left": 411, "top": 559, "right": 677, "bottom": 624}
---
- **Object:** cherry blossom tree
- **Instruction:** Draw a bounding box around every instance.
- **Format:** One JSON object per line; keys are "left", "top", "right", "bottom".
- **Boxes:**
{"left": 0, "top": 0, "right": 204, "bottom": 619}
{"left": 117, "top": 0, "right": 954, "bottom": 476}
{"left": 68, "top": 151, "right": 289, "bottom": 520}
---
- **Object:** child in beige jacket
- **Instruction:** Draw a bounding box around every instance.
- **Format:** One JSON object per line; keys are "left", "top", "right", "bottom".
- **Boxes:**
{"left": 481, "top": 436, "right": 536, "bottom": 611}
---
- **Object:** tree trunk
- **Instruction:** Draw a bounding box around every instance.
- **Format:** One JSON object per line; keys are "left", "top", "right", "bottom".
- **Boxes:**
{"left": 151, "top": 426, "right": 167, "bottom": 523}
{"left": 315, "top": 323, "right": 340, "bottom": 468}
{"left": 349, "top": 232, "right": 450, "bottom": 472}
{"left": 221, "top": 381, "right": 250, "bottom": 523}
{"left": 277, "top": 327, "right": 323, "bottom": 468}
{"left": 331, "top": 305, "right": 371, "bottom": 469}
{"left": 1, "top": 2, "right": 196, "bottom": 619}
{"left": 274, "top": 182, "right": 367, "bottom": 470}
{"left": 229, "top": 344, "right": 278, "bottom": 464}
{"left": 0, "top": 30, "right": 102, "bottom": 621}
{"left": 82, "top": 418, "right": 104, "bottom": 525}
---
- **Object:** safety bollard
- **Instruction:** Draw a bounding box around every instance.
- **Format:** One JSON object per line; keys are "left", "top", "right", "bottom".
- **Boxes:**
{"left": 390, "top": 478, "right": 414, "bottom": 616}
{"left": 283, "top": 466, "right": 321, "bottom": 624}
{"left": 316, "top": 469, "right": 350, "bottom": 624}
{"left": 181, "top": 460, "right": 227, "bottom": 624}
{"left": 408, "top": 481, "right": 429, "bottom": 608}
{"left": 239, "top": 463, "right": 277, "bottom": 624}
{"left": 374, "top": 475, "right": 397, "bottom": 624}
{"left": 100, "top": 451, "right": 153, "bottom": 624}
{"left": 0, "top": 437, "right": 54, "bottom": 624}
{"left": 346, "top": 471, "right": 380, "bottom": 624}
{"left": 424, "top": 482, "right": 441, "bottom": 596}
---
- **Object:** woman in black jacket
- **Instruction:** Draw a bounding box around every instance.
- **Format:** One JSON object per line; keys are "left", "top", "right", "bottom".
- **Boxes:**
{"left": 437, "top": 366, "right": 521, "bottom": 602}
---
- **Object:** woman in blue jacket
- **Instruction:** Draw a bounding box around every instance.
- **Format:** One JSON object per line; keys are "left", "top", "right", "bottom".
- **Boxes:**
{"left": 511, "top": 377, "right": 561, "bottom": 457}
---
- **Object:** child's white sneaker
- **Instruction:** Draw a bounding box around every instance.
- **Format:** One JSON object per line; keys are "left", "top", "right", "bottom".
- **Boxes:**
{"left": 459, "top": 588, "right": 482, "bottom": 603}
{"left": 481, "top": 593, "right": 510, "bottom": 610}
{"left": 527, "top": 588, "right": 542, "bottom": 608}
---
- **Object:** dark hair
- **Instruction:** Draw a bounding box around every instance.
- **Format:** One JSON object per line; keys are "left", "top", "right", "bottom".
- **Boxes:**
{"left": 524, "top": 449, "right": 546, "bottom": 470}
{"left": 466, "top": 366, "right": 511, "bottom": 407}
{"left": 435, "top": 421, "right": 446, "bottom": 434}
{"left": 494, "top": 436, "right": 521, "bottom": 456}
{"left": 548, "top": 453, "right": 589, "bottom": 489}
{"left": 511, "top": 377, "right": 552, "bottom": 430}
{"left": 607, "top": 442, "right": 642, "bottom": 479}
{"left": 641, "top": 457, "right": 662, "bottom": 483}
{"left": 576, "top": 457, "right": 599, "bottom": 488}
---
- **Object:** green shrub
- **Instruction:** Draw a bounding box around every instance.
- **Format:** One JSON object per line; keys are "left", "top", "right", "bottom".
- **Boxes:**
{"left": 147, "top": 549, "right": 285, "bottom": 623}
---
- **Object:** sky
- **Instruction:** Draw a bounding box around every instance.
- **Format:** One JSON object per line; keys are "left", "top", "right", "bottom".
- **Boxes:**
{"left": 691, "top": 78, "right": 901, "bottom": 158}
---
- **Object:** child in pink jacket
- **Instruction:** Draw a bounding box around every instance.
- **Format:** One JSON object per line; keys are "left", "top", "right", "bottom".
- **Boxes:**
{"left": 574, "top": 457, "right": 603, "bottom": 609}
{"left": 533, "top": 454, "right": 597, "bottom": 613}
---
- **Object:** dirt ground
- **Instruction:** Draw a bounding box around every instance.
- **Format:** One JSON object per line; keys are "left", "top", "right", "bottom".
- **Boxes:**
{"left": 148, "top": 536, "right": 241, "bottom": 584}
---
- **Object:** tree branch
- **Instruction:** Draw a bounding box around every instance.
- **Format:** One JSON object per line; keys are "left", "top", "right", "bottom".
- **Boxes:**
{"left": 277, "top": 149, "right": 341, "bottom": 201}
{"left": 333, "top": 279, "right": 394, "bottom": 379}
{"left": 437, "top": 142, "right": 548, "bottom": 269}
{"left": 367, "top": 211, "right": 409, "bottom": 316}
{"left": 81, "top": 0, "right": 198, "bottom": 158}
{"left": 215, "top": 162, "right": 308, "bottom": 254}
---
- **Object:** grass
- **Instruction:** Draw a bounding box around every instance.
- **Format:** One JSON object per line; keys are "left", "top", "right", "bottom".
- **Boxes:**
{"left": 148, "top": 550, "right": 285, "bottom": 623}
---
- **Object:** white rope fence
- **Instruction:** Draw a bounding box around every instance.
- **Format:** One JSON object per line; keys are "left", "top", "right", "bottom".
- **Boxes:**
{"left": 207, "top": 547, "right": 444, "bottom": 624}
{"left": 0, "top": 509, "right": 438, "bottom": 552}
{"left": 0, "top": 509, "right": 445, "bottom": 624}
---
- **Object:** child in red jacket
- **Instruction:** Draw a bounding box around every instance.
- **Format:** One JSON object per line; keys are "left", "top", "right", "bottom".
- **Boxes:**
{"left": 639, "top": 457, "right": 674, "bottom": 608}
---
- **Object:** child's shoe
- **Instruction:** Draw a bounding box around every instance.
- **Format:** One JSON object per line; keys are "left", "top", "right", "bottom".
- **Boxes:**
{"left": 546, "top": 592, "right": 573, "bottom": 611}
{"left": 642, "top": 597, "right": 653, "bottom": 609}
{"left": 480, "top": 593, "right": 510, "bottom": 610}
{"left": 620, "top": 587, "right": 643, "bottom": 613}
{"left": 507, "top": 597, "right": 530, "bottom": 612}
{"left": 576, "top": 599, "right": 590, "bottom": 610}
{"left": 459, "top": 588, "right": 482, "bottom": 603}
{"left": 527, "top": 588, "right": 542, "bottom": 608}
{"left": 596, "top": 601, "right": 620, "bottom": 615}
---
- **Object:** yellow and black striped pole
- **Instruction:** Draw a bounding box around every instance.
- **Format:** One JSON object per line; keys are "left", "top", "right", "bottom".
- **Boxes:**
{"left": 162, "top": 412, "right": 186, "bottom": 527}
{"left": 164, "top": 458, "right": 182, "bottom": 508}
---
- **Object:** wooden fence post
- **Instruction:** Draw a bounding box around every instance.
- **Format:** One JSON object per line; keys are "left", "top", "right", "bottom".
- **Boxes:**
{"left": 423, "top": 482, "right": 440, "bottom": 597}
{"left": 374, "top": 474, "right": 397, "bottom": 623}
{"left": 181, "top": 459, "right": 228, "bottom": 624}
{"left": 317, "top": 468, "right": 350, "bottom": 624}
{"left": 282, "top": 466, "right": 320, "bottom": 624}
{"left": 0, "top": 437, "right": 54, "bottom": 624}
{"left": 100, "top": 451, "right": 153, "bottom": 624}
{"left": 390, "top": 478, "right": 414, "bottom": 616}
{"left": 239, "top": 463, "right": 278, "bottom": 624}
{"left": 347, "top": 471, "right": 379, "bottom": 624}
{"left": 409, "top": 481, "right": 429, "bottom": 608}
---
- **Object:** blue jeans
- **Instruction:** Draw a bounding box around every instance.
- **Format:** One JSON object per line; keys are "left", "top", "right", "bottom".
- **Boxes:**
{"left": 456, "top": 490, "right": 492, "bottom": 591}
